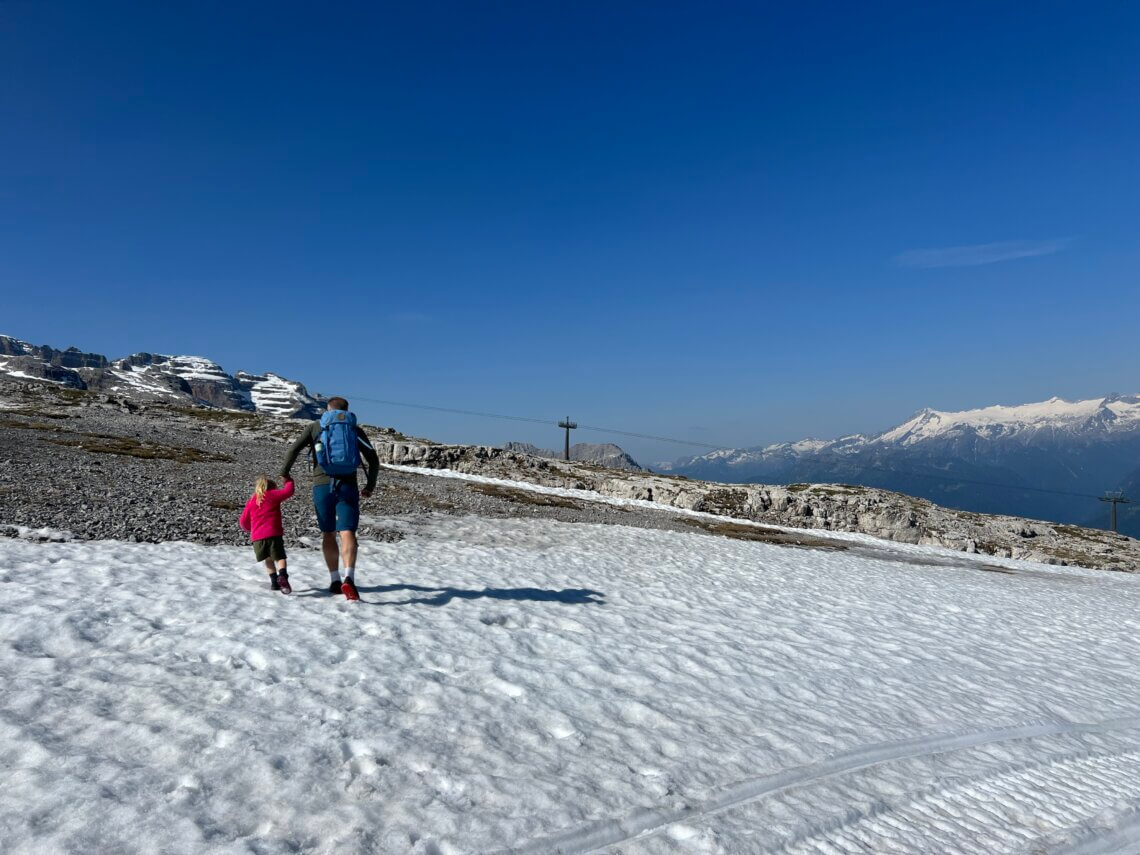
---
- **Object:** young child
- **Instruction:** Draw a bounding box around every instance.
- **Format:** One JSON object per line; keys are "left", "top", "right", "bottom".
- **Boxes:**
{"left": 239, "top": 475, "right": 296, "bottom": 593}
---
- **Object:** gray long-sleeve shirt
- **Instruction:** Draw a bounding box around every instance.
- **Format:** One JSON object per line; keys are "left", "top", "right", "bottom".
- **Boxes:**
{"left": 280, "top": 420, "right": 380, "bottom": 491}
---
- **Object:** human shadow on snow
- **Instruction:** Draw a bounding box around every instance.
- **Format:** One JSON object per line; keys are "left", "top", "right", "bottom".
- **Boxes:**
{"left": 354, "top": 582, "right": 606, "bottom": 607}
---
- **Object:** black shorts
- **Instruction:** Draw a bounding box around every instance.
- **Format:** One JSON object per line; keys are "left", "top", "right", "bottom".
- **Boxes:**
{"left": 253, "top": 536, "right": 287, "bottom": 563}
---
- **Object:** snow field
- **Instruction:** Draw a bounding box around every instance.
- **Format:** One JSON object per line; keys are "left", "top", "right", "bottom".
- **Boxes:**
{"left": 2, "top": 512, "right": 1140, "bottom": 853}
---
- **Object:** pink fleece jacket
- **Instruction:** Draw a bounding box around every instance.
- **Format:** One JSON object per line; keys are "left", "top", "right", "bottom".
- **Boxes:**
{"left": 239, "top": 480, "right": 295, "bottom": 541}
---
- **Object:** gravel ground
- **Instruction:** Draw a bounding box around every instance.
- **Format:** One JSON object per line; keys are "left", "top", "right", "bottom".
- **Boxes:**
{"left": 0, "top": 383, "right": 698, "bottom": 548}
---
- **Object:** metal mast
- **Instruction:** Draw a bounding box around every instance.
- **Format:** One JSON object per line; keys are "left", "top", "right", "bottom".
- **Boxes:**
{"left": 1100, "top": 491, "right": 1133, "bottom": 532}
{"left": 557, "top": 417, "right": 577, "bottom": 461}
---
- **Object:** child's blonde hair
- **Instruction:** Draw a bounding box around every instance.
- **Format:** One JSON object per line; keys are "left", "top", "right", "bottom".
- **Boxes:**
{"left": 254, "top": 476, "right": 277, "bottom": 506}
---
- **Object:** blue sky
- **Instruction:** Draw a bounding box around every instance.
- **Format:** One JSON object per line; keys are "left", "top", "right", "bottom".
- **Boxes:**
{"left": 3, "top": 1, "right": 1138, "bottom": 463}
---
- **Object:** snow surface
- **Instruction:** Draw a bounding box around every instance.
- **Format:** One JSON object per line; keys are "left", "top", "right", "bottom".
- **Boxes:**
{"left": 3, "top": 498, "right": 1140, "bottom": 854}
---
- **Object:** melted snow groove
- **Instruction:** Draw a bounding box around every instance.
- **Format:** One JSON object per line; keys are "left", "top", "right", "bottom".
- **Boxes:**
{"left": 782, "top": 749, "right": 1140, "bottom": 854}
{"left": 1050, "top": 806, "right": 1140, "bottom": 855}
{"left": 502, "top": 715, "right": 1140, "bottom": 855}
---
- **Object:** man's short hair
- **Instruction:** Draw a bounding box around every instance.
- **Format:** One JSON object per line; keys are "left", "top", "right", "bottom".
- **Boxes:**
{"left": 327, "top": 397, "right": 349, "bottom": 411}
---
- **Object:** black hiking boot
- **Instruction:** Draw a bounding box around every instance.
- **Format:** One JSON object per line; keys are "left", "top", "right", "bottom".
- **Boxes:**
{"left": 270, "top": 573, "right": 281, "bottom": 591}
{"left": 328, "top": 580, "right": 342, "bottom": 594}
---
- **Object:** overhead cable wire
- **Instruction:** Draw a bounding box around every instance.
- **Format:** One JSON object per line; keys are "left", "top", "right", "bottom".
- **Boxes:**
{"left": 345, "top": 394, "right": 724, "bottom": 448}
{"left": 344, "top": 393, "right": 1115, "bottom": 502}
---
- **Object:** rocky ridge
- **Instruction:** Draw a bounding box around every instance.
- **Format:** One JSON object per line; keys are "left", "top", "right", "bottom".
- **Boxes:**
{"left": 503, "top": 441, "right": 642, "bottom": 471}
{"left": 0, "top": 334, "right": 324, "bottom": 418}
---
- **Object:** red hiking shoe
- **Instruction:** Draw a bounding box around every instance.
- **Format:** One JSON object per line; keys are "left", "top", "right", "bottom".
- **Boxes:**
{"left": 277, "top": 572, "right": 292, "bottom": 594}
{"left": 341, "top": 579, "right": 359, "bottom": 601}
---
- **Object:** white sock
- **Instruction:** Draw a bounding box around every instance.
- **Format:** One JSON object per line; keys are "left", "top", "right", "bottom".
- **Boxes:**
{"left": 344, "top": 567, "right": 355, "bottom": 581}
{"left": 329, "top": 570, "right": 342, "bottom": 583}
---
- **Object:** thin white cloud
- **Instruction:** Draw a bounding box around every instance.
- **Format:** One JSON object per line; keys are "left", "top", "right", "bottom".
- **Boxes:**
{"left": 892, "top": 238, "right": 1072, "bottom": 269}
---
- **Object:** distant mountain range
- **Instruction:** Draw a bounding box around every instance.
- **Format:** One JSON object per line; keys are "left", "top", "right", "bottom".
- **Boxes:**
{"left": 660, "top": 395, "right": 1140, "bottom": 537}
{"left": 0, "top": 334, "right": 325, "bottom": 418}
{"left": 504, "top": 441, "right": 642, "bottom": 471}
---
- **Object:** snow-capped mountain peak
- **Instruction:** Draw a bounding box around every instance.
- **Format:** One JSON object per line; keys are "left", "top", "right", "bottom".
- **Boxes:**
{"left": 875, "top": 395, "right": 1140, "bottom": 445}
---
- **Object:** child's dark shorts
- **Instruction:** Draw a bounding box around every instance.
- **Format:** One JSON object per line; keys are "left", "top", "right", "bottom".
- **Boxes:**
{"left": 253, "top": 536, "right": 287, "bottom": 562}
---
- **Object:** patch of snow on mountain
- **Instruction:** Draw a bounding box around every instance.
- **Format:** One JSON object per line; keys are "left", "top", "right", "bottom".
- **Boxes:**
{"left": 0, "top": 356, "right": 65, "bottom": 384}
{"left": 162, "top": 355, "right": 233, "bottom": 384}
{"left": 248, "top": 374, "right": 298, "bottom": 414}
{"left": 757, "top": 438, "right": 836, "bottom": 456}
{"left": 235, "top": 371, "right": 321, "bottom": 417}
{"left": 2, "top": 515, "right": 1140, "bottom": 852}
{"left": 107, "top": 366, "right": 180, "bottom": 398}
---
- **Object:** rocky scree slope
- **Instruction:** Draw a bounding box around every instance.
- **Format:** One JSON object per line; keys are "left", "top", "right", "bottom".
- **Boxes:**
{"left": 0, "top": 334, "right": 324, "bottom": 418}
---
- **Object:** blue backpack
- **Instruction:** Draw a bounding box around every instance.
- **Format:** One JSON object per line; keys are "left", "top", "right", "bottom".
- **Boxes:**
{"left": 315, "top": 410, "right": 360, "bottom": 476}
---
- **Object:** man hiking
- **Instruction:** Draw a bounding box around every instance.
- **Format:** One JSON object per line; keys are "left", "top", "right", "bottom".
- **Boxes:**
{"left": 280, "top": 396, "right": 380, "bottom": 601}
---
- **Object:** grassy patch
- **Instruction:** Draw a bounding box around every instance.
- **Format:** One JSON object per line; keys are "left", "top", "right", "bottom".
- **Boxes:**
{"left": 1038, "top": 546, "right": 1094, "bottom": 566}
{"left": 48, "top": 435, "right": 232, "bottom": 463}
{"left": 646, "top": 471, "right": 690, "bottom": 481}
{"left": 807, "top": 485, "right": 865, "bottom": 496}
{"left": 470, "top": 483, "right": 583, "bottom": 509}
{"left": 1053, "top": 524, "right": 1114, "bottom": 543}
{"left": 378, "top": 481, "right": 458, "bottom": 511}
{"left": 374, "top": 426, "right": 412, "bottom": 442}
{"left": 1, "top": 418, "right": 64, "bottom": 432}
{"left": 208, "top": 498, "right": 243, "bottom": 511}
{"left": 1, "top": 407, "right": 75, "bottom": 420}
{"left": 704, "top": 487, "right": 750, "bottom": 516}
{"left": 786, "top": 483, "right": 810, "bottom": 492}
{"left": 682, "top": 517, "right": 847, "bottom": 550}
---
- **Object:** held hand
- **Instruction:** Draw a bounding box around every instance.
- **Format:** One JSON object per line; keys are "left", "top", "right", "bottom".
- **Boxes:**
{"left": 361, "top": 488, "right": 373, "bottom": 499}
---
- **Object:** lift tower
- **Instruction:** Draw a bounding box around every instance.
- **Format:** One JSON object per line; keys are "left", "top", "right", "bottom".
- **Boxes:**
{"left": 558, "top": 417, "right": 577, "bottom": 461}
{"left": 1100, "top": 491, "right": 1133, "bottom": 532}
